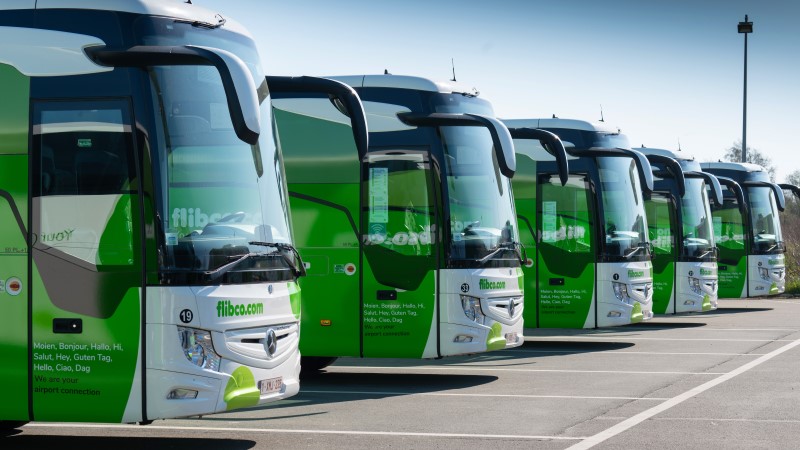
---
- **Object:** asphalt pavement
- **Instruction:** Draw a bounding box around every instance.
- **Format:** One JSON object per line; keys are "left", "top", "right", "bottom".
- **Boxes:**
{"left": 5, "top": 298, "right": 800, "bottom": 449}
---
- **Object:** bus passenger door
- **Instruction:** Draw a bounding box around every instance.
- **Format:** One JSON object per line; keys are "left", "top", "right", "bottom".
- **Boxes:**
{"left": 645, "top": 194, "right": 677, "bottom": 314}
{"left": 361, "top": 149, "right": 439, "bottom": 358}
{"left": 537, "top": 174, "right": 596, "bottom": 328}
{"left": 29, "top": 100, "right": 144, "bottom": 422}
{"left": 713, "top": 185, "right": 748, "bottom": 298}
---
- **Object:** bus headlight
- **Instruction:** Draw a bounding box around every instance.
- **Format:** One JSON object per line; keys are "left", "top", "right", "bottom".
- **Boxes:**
{"left": 612, "top": 282, "right": 629, "bottom": 301}
{"left": 178, "top": 327, "right": 221, "bottom": 372}
{"left": 460, "top": 295, "right": 485, "bottom": 325}
{"left": 688, "top": 277, "right": 702, "bottom": 294}
{"left": 758, "top": 267, "right": 770, "bottom": 280}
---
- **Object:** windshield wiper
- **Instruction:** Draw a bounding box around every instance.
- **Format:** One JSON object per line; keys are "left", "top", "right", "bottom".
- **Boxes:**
{"left": 478, "top": 241, "right": 525, "bottom": 265}
{"left": 623, "top": 245, "right": 647, "bottom": 260}
{"left": 250, "top": 241, "right": 307, "bottom": 277}
{"left": 765, "top": 240, "right": 785, "bottom": 253}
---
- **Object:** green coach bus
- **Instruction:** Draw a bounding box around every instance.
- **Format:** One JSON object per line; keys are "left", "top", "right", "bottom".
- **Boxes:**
{"left": 272, "top": 75, "right": 566, "bottom": 370}
{"left": 0, "top": 0, "right": 368, "bottom": 428}
{"left": 503, "top": 118, "right": 655, "bottom": 328}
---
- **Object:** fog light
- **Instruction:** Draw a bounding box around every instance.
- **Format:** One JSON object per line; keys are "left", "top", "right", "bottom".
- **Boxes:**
{"left": 178, "top": 327, "right": 221, "bottom": 371}
{"left": 758, "top": 267, "right": 770, "bottom": 280}
{"left": 454, "top": 335, "right": 474, "bottom": 343}
{"left": 167, "top": 388, "right": 199, "bottom": 400}
{"left": 684, "top": 300, "right": 696, "bottom": 306}
{"left": 608, "top": 311, "right": 623, "bottom": 318}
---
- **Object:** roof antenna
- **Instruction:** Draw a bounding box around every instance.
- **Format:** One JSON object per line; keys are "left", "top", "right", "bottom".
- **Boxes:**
{"left": 552, "top": 114, "right": 558, "bottom": 119}
{"left": 450, "top": 58, "right": 457, "bottom": 82}
{"left": 384, "top": 69, "right": 390, "bottom": 75}
{"left": 599, "top": 104, "right": 605, "bottom": 122}
{"left": 185, "top": 0, "right": 192, "bottom": 3}
{"left": 677, "top": 139, "right": 682, "bottom": 151}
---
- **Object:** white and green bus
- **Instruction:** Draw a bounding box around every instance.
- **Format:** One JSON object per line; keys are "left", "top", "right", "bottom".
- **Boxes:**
{"left": 640, "top": 148, "right": 723, "bottom": 314}
{"left": 272, "top": 75, "right": 554, "bottom": 370}
{"left": 700, "top": 162, "right": 790, "bottom": 297}
{"left": 0, "top": 1, "right": 368, "bottom": 428}
{"left": 503, "top": 118, "right": 655, "bottom": 328}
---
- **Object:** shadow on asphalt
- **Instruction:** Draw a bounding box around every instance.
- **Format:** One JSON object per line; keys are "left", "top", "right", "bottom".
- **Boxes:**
{"left": 198, "top": 372, "right": 499, "bottom": 417}
{"left": 1, "top": 435, "right": 256, "bottom": 449}
{"left": 514, "top": 340, "right": 635, "bottom": 355}
{"left": 705, "top": 307, "right": 773, "bottom": 314}
{"left": 628, "top": 321, "right": 707, "bottom": 329}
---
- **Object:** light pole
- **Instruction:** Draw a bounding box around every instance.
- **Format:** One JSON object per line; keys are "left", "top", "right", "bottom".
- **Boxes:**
{"left": 738, "top": 15, "right": 753, "bottom": 163}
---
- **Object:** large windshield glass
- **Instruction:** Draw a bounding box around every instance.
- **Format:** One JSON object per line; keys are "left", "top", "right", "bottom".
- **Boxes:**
{"left": 441, "top": 126, "right": 520, "bottom": 268}
{"left": 140, "top": 21, "right": 296, "bottom": 282}
{"left": 598, "top": 156, "right": 650, "bottom": 261}
{"left": 748, "top": 186, "right": 784, "bottom": 254}
{"left": 681, "top": 178, "right": 715, "bottom": 260}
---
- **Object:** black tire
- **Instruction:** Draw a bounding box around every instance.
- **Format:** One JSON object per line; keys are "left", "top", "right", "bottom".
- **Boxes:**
{"left": 301, "top": 356, "right": 338, "bottom": 375}
{"left": 0, "top": 421, "right": 27, "bottom": 431}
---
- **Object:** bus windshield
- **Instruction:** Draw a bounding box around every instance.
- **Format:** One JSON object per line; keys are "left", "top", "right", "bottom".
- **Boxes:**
{"left": 442, "top": 126, "right": 520, "bottom": 268}
{"left": 681, "top": 178, "right": 715, "bottom": 260}
{"left": 598, "top": 156, "right": 650, "bottom": 262}
{"left": 141, "top": 21, "right": 296, "bottom": 282}
{"left": 748, "top": 186, "right": 784, "bottom": 254}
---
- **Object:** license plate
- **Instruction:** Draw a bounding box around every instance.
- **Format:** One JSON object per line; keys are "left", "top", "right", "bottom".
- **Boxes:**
{"left": 505, "top": 332, "right": 519, "bottom": 344}
{"left": 258, "top": 377, "right": 283, "bottom": 395}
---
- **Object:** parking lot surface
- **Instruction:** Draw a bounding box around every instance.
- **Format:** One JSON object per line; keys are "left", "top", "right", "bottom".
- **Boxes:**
{"left": 6, "top": 298, "right": 800, "bottom": 449}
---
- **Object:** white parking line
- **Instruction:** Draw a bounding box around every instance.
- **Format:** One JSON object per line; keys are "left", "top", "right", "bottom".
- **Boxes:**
{"left": 653, "top": 417, "right": 800, "bottom": 424}
{"left": 497, "top": 349, "right": 765, "bottom": 356}
{"left": 566, "top": 336, "right": 800, "bottom": 449}
{"left": 301, "top": 389, "right": 669, "bottom": 401}
{"left": 328, "top": 366, "right": 724, "bottom": 375}
{"left": 527, "top": 336, "right": 793, "bottom": 342}
{"left": 25, "top": 423, "right": 587, "bottom": 441}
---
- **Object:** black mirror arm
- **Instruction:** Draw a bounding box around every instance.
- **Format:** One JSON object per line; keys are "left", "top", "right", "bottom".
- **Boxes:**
{"left": 508, "top": 128, "right": 569, "bottom": 186}
{"left": 266, "top": 76, "right": 369, "bottom": 159}
{"left": 644, "top": 154, "right": 686, "bottom": 197}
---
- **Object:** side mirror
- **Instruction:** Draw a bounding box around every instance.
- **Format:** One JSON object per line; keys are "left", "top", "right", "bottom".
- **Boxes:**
{"left": 692, "top": 172, "right": 724, "bottom": 207}
{"left": 620, "top": 149, "right": 655, "bottom": 194}
{"left": 87, "top": 45, "right": 261, "bottom": 145}
{"left": 507, "top": 128, "right": 569, "bottom": 185}
{"left": 715, "top": 176, "right": 747, "bottom": 215}
{"left": 779, "top": 183, "right": 800, "bottom": 201}
{"left": 266, "top": 76, "right": 369, "bottom": 159}
{"left": 397, "top": 112, "right": 516, "bottom": 178}
{"left": 770, "top": 182, "right": 787, "bottom": 212}
{"left": 644, "top": 154, "right": 686, "bottom": 197}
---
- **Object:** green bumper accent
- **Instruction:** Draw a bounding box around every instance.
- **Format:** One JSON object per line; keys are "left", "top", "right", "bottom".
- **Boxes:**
{"left": 702, "top": 295, "right": 712, "bottom": 312}
{"left": 769, "top": 283, "right": 779, "bottom": 295}
{"left": 486, "top": 323, "right": 506, "bottom": 351}
{"left": 630, "top": 302, "right": 644, "bottom": 323}
{"left": 224, "top": 366, "right": 261, "bottom": 411}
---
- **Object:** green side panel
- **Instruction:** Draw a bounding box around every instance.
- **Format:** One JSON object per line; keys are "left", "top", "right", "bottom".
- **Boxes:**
{"left": 291, "top": 183, "right": 361, "bottom": 358}
{"left": 0, "top": 155, "right": 30, "bottom": 422}
{"left": 512, "top": 155, "right": 537, "bottom": 328}
{"left": 713, "top": 205, "right": 747, "bottom": 298}
{"left": 0, "top": 63, "right": 30, "bottom": 421}
{"left": 651, "top": 260, "right": 674, "bottom": 314}
{"left": 274, "top": 108, "right": 359, "bottom": 184}
{"left": 645, "top": 196, "right": 676, "bottom": 314}
{"left": 31, "top": 272, "right": 140, "bottom": 422}
{"left": 537, "top": 176, "right": 595, "bottom": 328}
{"left": 537, "top": 253, "right": 595, "bottom": 328}
{"left": 362, "top": 269, "right": 436, "bottom": 358}
{"left": 0, "top": 65, "right": 29, "bottom": 154}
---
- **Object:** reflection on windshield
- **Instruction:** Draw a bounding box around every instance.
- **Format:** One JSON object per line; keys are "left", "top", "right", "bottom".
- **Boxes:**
{"left": 681, "top": 178, "right": 715, "bottom": 260}
{"left": 442, "top": 126, "right": 520, "bottom": 267}
{"left": 598, "top": 157, "right": 650, "bottom": 261}
{"left": 142, "top": 21, "right": 296, "bottom": 282}
{"left": 748, "top": 186, "right": 784, "bottom": 254}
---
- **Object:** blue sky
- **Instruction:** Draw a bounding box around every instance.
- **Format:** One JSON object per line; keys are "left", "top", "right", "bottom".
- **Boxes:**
{"left": 203, "top": 0, "right": 800, "bottom": 182}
